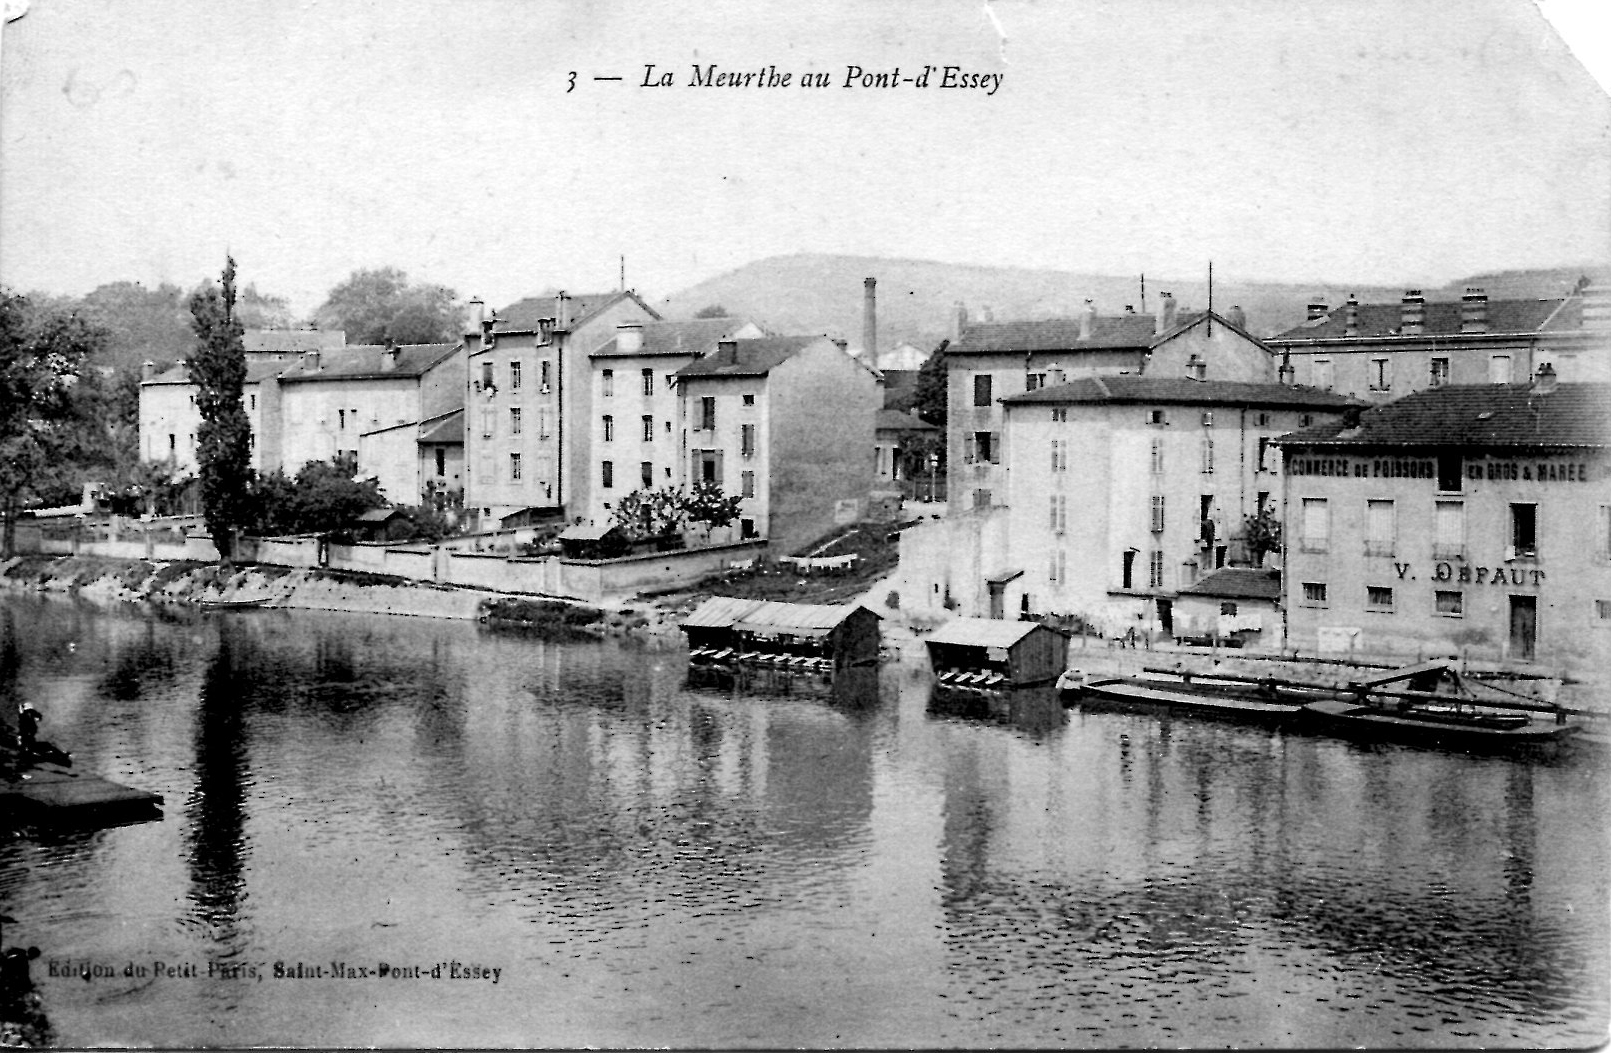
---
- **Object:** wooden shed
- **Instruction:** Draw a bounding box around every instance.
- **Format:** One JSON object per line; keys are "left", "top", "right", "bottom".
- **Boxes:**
{"left": 681, "top": 597, "right": 881, "bottom": 673}
{"left": 924, "top": 617, "right": 1069, "bottom": 689}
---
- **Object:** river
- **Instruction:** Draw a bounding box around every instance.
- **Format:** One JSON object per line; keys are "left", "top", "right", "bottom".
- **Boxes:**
{"left": 0, "top": 594, "right": 1606, "bottom": 1048}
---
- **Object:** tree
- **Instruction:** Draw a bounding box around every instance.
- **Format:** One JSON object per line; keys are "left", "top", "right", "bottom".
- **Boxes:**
{"left": 684, "top": 479, "right": 743, "bottom": 536}
{"left": 0, "top": 292, "right": 108, "bottom": 554}
{"left": 187, "top": 258, "right": 253, "bottom": 561}
{"left": 314, "top": 267, "right": 462, "bottom": 345}
{"left": 913, "top": 338, "right": 949, "bottom": 427}
{"left": 235, "top": 284, "right": 296, "bottom": 330}
{"left": 73, "top": 280, "right": 192, "bottom": 375}
{"left": 1243, "top": 506, "right": 1282, "bottom": 563}
{"left": 693, "top": 304, "right": 731, "bottom": 319}
{"left": 249, "top": 461, "right": 385, "bottom": 537}
{"left": 611, "top": 486, "right": 691, "bottom": 539}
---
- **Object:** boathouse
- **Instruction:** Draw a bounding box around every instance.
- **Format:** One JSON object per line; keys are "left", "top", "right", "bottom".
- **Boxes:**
{"left": 680, "top": 597, "right": 882, "bottom": 672}
{"left": 924, "top": 617, "right": 1069, "bottom": 689}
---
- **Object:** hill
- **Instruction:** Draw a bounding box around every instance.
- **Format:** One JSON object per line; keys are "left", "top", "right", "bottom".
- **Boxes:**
{"left": 654, "top": 254, "right": 1608, "bottom": 350}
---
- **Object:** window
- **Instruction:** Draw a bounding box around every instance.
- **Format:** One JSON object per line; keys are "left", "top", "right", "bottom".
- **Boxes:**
{"left": 742, "top": 393, "right": 755, "bottom": 407}
{"left": 641, "top": 461, "right": 654, "bottom": 489}
{"left": 169, "top": 434, "right": 176, "bottom": 453}
{"left": 1051, "top": 440, "right": 1068, "bottom": 472}
{"left": 1510, "top": 503, "right": 1537, "bottom": 558}
{"left": 642, "top": 368, "right": 654, "bottom": 396}
{"left": 1437, "top": 452, "right": 1462, "bottom": 492}
{"left": 1052, "top": 407, "right": 1067, "bottom": 423}
{"left": 1366, "top": 586, "right": 1394, "bottom": 610}
{"left": 1255, "top": 412, "right": 1271, "bottom": 427}
{"left": 972, "top": 431, "right": 998, "bottom": 464}
{"left": 1026, "top": 371, "right": 1045, "bottom": 391}
{"left": 601, "top": 369, "right": 614, "bottom": 396}
{"left": 973, "top": 488, "right": 992, "bottom": 509}
{"left": 1201, "top": 436, "right": 1214, "bottom": 473}
{"left": 741, "top": 423, "right": 756, "bottom": 457}
{"left": 1150, "top": 439, "right": 1164, "bottom": 475}
{"left": 700, "top": 397, "right": 716, "bottom": 431}
{"left": 537, "top": 407, "right": 551, "bottom": 438}
{"left": 741, "top": 470, "right": 755, "bottom": 499}
{"left": 1489, "top": 354, "right": 1512, "bottom": 385}
{"left": 1600, "top": 505, "right": 1611, "bottom": 561}
{"left": 1302, "top": 582, "right": 1328, "bottom": 606}
{"left": 510, "top": 407, "right": 522, "bottom": 435}
{"left": 602, "top": 415, "right": 614, "bottom": 441}
{"left": 1313, "top": 359, "right": 1334, "bottom": 390}
{"left": 338, "top": 408, "right": 346, "bottom": 429}
{"left": 1596, "top": 599, "right": 1611, "bottom": 621}
{"left": 249, "top": 394, "right": 256, "bottom": 411}
{"left": 509, "top": 453, "right": 522, "bottom": 480}
{"left": 540, "top": 360, "right": 552, "bottom": 390}
{"left": 1436, "top": 590, "right": 1464, "bottom": 617}
{"left": 1150, "top": 494, "right": 1165, "bottom": 533}
{"left": 601, "top": 460, "right": 614, "bottom": 489}
{"left": 741, "top": 518, "right": 758, "bottom": 539}
{"left": 973, "top": 373, "right": 993, "bottom": 407}
{"left": 1434, "top": 500, "right": 1464, "bottom": 558}
{"left": 1049, "top": 548, "right": 1067, "bottom": 584}
{"left": 481, "top": 362, "right": 494, "bottom": 390}
{"left": 480, "top": 409, "right": 495, "bottom": 437}
{"left": 1147, "top": 409, "right": 1167, "bottom": 426}
{"left": 1369, "top": 357, "right": 1391, "bottom": 392}
{"left": 1429, "top": 358, "right": 1449, "bottom": 387}
{"left": 1299, "top": 413, "right": 1314, "bottom": 428}
{"left": 637, "top": 415, "right": 651, "bottom": 442}
{"left": 1148, "top": 550, "right": 1165, "bottom": 589}
{"left": 1365, "top": 499, "right": 1395, "bottom": 556}
{"left": 1300, "top": 498, "right": 1329, "bottom": 553}
{"left": 1257, "top": 436, "right": 1270, "bottom": 472}
{"left": 1050, "top": 493, "right": 1067, "bottom": 533}
{"left": 510, "top": 362, "right": 522, "bottom": 391}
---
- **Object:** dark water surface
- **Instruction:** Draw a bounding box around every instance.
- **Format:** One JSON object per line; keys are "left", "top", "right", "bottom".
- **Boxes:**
{"left": 0, "top": 595, "right": 1606, "bottom": 1048}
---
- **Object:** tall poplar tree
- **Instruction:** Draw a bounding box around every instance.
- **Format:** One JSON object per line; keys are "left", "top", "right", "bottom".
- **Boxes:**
{"left": 187, "top": 257, "right": 252, "bottom": 561}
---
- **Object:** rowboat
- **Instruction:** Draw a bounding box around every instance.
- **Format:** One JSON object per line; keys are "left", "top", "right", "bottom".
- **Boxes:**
{"left": 1300, "top": 698, "right": 1577, "bottom": 750}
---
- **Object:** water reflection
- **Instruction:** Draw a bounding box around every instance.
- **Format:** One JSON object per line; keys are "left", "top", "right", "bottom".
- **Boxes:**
{"left": 184, "top": 620, "right": 250, "bottom": 949}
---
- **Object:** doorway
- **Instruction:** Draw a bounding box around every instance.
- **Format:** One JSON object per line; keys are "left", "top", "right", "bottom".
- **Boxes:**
{"left": 1509, "top": 596, "right": 1537, "bottom": 661}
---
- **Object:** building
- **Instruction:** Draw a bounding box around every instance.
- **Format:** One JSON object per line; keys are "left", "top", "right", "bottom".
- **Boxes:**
{"left": 1273, "top": 377, "right": 1609, "bottom": 678}
{"left": 924, "top": 617, "right": 1069, "bottom": 688}
{"left": 944, "top": 296, "right": 1282, "bottom": 514}
{"left": 462, "top": 290, "right": 660, "bottom": 527}
{"left": 874, "top": 408, "right": 939, "bottom": 490}
{"left": 139, "top": 354, "right": 298, "bottom": 474}
{"left": 415, "top": 409, "right": 465, "bottom": 511}
{"left": 267, "top": 342, "right": 464, "bottom": 495}
{"left": 1173, "top": 567, "right": 1282, "bottom": 648}
{"left": 673, "top": 336, "right": 879, "bottom": 554}
{"left": 1266, "top": 279, "right": 1611, "bottom": 402}
{"left": 583, "top": 316, "right": 764, "bottom": 526}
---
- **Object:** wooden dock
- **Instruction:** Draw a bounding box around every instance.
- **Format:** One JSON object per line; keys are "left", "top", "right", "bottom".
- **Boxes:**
{"left": 2, "top": 762, "right": 164, "bottom": 826}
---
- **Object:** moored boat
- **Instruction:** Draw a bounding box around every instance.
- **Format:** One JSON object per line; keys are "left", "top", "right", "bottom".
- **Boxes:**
{"left": 1073, "top": 675, "right": 1307, "bottom": 723}
{"left": 1300, "top": 698, "right": 1578, "bottom": 750}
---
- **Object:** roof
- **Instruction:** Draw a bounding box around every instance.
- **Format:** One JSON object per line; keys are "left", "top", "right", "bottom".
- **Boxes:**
{"left": 275, "top": 343, "right": 459, "bottom": 383}
{"left": 680, "top": 596, "right": 764, "bottom": 629}
{"left": 1179, "top": 567, "right": 1282, "bottom": 601}
{"left": 881, "top": 369, "right": 921, "bottom": 411}
{"left": 591, "top": 317, "right": 755, "bottom": 358}
{"left": 142, "top": 353, "right": 304, "bottom": 386}
{"left": 674, "top": 336, "right": 824, "bottom": 379}
{"left": 1273, "top": 382, "right": 1610, "bottom": 449}
{"left": 1001, "top": 375, "right": 1361, "bottom": 409}
{"left": 923, "top": 617, "right": 1049, "bottom": 649}
{"left": 357, "top": 507, "right": 405, "bottom": 523}
{"left": 875, "top": 408, "right": 938, "bottom": 432}
{"left": 731, "top": 600, "right": 878, "bottom": 634}
{"left": 243, "top": 329, "right": 346, "bottom": 352}
{"left": 493, "top": 291, "right": 660, "bottom": 333}
{"left": 1270, "top": 296, "right": 1578, "bottom": 343}
{"left": 557, "top": 522, "right": 621, "bottom": 541}
{"left": 418, "top": 409, "right": 463, "bottom": 445}
{"left": 949, "top": 313, "right": 1168, "bottom": 354}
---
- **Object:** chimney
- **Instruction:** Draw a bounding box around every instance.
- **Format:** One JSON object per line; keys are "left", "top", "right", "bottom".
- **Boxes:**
{"left": 1079, "top": 299, "right": 1095, "bottom": 341}
{"left": 717, "top": 338, "right": 738, "bottom": 364}
{"left": 1344, "top": 295, "right": 1360, "bottom": 337}
{"left": 302, "top": 349, "right": 320, "bottom": 372}
{"left": 617, "top": 322, "right": 643, "bottom": 354}
{"left": 1185, "top": 352, "right": 1207, "bottom": 381}
{"left": 141, "top": 360, "right": 156, "bottom": 381}
{"left": 1277, "top": 351, "right": 1295, "bottom": 386}
{"left": 862, "top": 277, "right": 878, "bottom": 371}
{"left": 950, "top": 301, "right": 969, "bottom": 343}
{"left": 1532, "top": 361, "right": 1558, "bottom": 395}
{"left": 481, "top": 310, "right": 496, "bottom": 350}
{"left": 1460, "top": 287, "right": 1489, "bottom": 334}
{"left": 1342, "top": 405, "right": 1363, "bottom": 430}
{"left": 555, "top": 290, "right": 571, "bottom": 330}
{"left": 1400, "top": 290, "right": 1425, "bottom": 335}
{"left": 467, "top": 297, "right": 485, "bottom": 337}
{"left": 1581, "top": 278, "right": 1611, "bottom": 332}
{"left": 1154, "top": 292, "right": 1177, "bottom": 336}
{"left": 1124, "top": 304, "right": 1135, "bottom": 314}
{"left": 1306, "top": 298, "right": 1328, "bottom": 321}
{"left": 1225, "top": 305, "right": 1246, "bottom": 329}
{"left": 381, "top": 341, "right": 400, "bottom": 371}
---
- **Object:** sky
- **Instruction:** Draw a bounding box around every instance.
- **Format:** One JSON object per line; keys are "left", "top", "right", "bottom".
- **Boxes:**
{"left": 1, "top": 0, "right": 1607, "bottom": 319}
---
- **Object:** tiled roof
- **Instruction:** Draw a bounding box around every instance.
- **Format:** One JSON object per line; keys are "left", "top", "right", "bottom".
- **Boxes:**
{"left": 1179, "top": 568, "right": 1282, "bottom": 600}
{"left": 143, "top": 353, "right": 305, "bottom": 386}
{"left": 1001, "top": 375, "right": 1361, "bottom": 408}
{"left": 275, "top": 343, "right": 458, "bottom": 383}
{"left": 875, "top": 408, "right": 938, "bottom": 432}
{"left": 1273, "top": 382, "right": 1610, "bottom": 448}
{"left": 674, "top": 336, "right": 823, "bottom": 379}
{"left": 417, "top": 409, "right": 463, "bottom": 445}
{"left": 1270, "top": 297, "right": 1576, "bottom": 343}
{"left": 591, "top": 317, "right": 753, "bottom": 358}
{"left": 948, "top": 313, "right": 1167, "bottom": 354}
{"left": 680, "top": 596, "right": 763, "bottom": 629}
{"left": 493, "top": 291, "right": 659, "bottom": 333}
{"left": 732, "top": 600, "right": 878, "bottom": 633}
{"left": 243, "top": 329, "right": 346, "bottom": 352}
{"left": 924, "top": 617, "right": 1052, "bottom": 649}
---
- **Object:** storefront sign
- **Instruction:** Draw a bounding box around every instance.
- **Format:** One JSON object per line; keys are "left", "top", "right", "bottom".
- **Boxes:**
{"left": 1466, "top": 460, "right": 1593, "bottom": 483}
{"left": 1390, "top": 561, "right": 1547, "bottom": 587}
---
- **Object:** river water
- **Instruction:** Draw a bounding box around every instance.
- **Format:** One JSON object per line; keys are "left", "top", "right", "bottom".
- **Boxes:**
{"left": 0, "top": 594, "right": 1606, "bottom": 1048}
